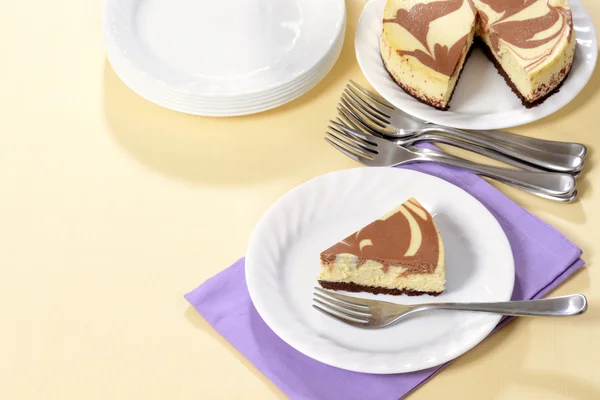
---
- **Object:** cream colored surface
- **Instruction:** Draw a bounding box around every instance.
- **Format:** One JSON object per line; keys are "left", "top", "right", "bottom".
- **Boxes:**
{"left": 319, "top": 256, "right": 446, "bottom": 292}
{"left": 473, "top": 0, "right": 573, "bottom": 72}
{"left": 397, "top": 203, "right": 425, "bottom": 256}
{"left": 0, "top": 1, "right": 599, "bottom": 399}
{"left": 473, "top": 0, "right": 577, "bottom": 101}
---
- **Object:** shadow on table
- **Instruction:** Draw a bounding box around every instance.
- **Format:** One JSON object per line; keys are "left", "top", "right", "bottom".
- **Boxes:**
{"left": 100, "top": 3, "right": 359, "bottom": 187}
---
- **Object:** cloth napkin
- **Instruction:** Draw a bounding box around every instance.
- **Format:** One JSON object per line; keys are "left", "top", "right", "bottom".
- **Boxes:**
{"left": 185, "top": 161, "right": 584, "bottom": 400}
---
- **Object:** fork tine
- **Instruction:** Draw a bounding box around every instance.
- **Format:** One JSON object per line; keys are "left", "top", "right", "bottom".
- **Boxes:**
{"left": 345, "top": 86, "right": 391, "bottom": 120}
{"left": 313, "top": 296, "right": 372, "bottom": 318}
{"left": 343, "top": 88, "right": 389, "bottom": 124}
{"left": 336, "top": 111, "right": 367, "bottom": 133}
{"left": 315, "top": 287, "right": 378, "bottom": 307}
{"left": 340, "top": 97, "right": 390, "bottom": 136}
{"left": 324, "top": 137, "right": 374, "bottom": 166}
{"left": 328, "top": 124, "right": 378, "bottom": 154}
{"left": 337, "top": 105, "right": 380, "bottom": 135}
{"left": 312, "top": 304, "right": 369, "bottom": 326}
{"left": 349, "top": 80, "right": 395, "bottom": 109}
{"left": 327, "top": 126, "right": 377, "bottom": 153}
{"left": 314, "top": 291, "right": 370, "bottom": 312}
{"left": 339, "top": 97, "right": 384, "bottom": 135}
{"left": 341, "top": 94, "right": 387, "bottom": 129}
{"left": 325, "top": 131, "right": 375, "bottom": 158}
{"left": 330, "top": 120, "right": 380, "bottom": 146}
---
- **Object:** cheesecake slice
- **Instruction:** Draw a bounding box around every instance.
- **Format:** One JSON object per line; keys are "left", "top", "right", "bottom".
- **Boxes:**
{"left": 318, "top": 198, "right": 445, "bottom": 296}
{"left": 380, "top": 0, "right": 576, "bottom": 110}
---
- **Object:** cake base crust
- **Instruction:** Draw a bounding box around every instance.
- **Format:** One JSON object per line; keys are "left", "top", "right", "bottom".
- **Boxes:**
{"left": 476, "top": 38, "right": 573, "bottom": 109}
{"left": 318, "top": 280, "right": 442, "bottom": 296}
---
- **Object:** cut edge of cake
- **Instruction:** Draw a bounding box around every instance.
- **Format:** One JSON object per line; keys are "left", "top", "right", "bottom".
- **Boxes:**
{"left": 379, "top": 0, "right": 576, "bottom": 110}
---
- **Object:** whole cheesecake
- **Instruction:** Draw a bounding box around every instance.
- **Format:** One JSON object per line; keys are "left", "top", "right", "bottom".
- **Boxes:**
{"left": 380, "top": 0, "right": 576, "bottom": 110}
{"left": 318, "top": 198, "right": 445, "bottom": 296}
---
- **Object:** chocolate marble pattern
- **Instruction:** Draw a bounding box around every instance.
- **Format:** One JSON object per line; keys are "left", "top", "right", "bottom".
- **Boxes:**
{"left": 478, "top": 0, "right": 573, "bottom": 71}
{"left": 383, "top": 0, "right": 468, "bottom": 76}
{"left": 383, "top": 0, "right": 573, "bottom": 76}
{"left": 321, "top": 199, "right": 441, "bottom": 274}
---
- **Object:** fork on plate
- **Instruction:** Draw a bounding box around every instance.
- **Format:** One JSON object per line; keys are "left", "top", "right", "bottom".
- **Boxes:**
{"left": 313, "top": 287, "right": 587, "bottom": 329}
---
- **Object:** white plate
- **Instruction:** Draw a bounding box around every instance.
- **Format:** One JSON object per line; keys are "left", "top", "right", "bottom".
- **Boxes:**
{"left": 108, "top": 13, "right": 346, "bottom": 106}
{"left": 103, "top": 0, "right": 345, "bottom": 98}
{"left": 128, "top": 23, "right": 345, "bottom": 112}
{"left": 246, "top": 168, "right": 515, "bottom": 374}
{"left": 355, "top": 0, "right": 598, "bottom": 130}
{"left": 106, "top": 26, "right": 344, "bottom": 117}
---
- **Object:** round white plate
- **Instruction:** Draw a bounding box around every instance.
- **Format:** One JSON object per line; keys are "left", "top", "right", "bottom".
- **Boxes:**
{"left": 103, "top": 0, "right": 345, "bottom": 98}
{"left": 246, "top": 168, "right": 515, "bottom": 374}
{"left": 116, "top": 23, "right": 345, "bottom": 116}
{"left": 355, "top": 0, "right": 598, "bottom": 130}
{"left": 106, "top": 29, "right": 344, "bottom": 117}
{"left": 110, "top": 13, "right": 346, "bottom": 106}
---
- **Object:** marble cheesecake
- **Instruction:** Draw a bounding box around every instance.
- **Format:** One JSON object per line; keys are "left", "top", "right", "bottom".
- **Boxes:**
{"left": 380, "top": 0, "right": 576, "bottom": 110}
{"left": 318, "top": 198, "right": 445, "bottom": 296}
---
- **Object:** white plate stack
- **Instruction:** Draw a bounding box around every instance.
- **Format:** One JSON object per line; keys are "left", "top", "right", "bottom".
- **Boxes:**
{"left": 103, "top": 0, "right": 346, "bottom": 117}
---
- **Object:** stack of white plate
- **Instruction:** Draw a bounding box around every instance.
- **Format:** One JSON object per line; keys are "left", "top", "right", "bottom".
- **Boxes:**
{"left": 103, "top": 0, "right": 346, "bottom": 117}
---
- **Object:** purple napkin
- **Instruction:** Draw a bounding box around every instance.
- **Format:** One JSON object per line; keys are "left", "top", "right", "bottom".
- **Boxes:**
{"left": 185, "top": 162, "right": 584, "bottom": 400}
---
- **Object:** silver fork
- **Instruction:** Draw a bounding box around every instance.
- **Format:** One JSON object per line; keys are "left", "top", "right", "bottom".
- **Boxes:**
{"left": 344, "top": 81, "right": 586, "bottom": 173}
{"left": 347, "top": 80, "right": 588, "bottom": 159}
{"left": 336, "top": 105, "right": 582, "bottom": 179}
{"left": 335, "top": 112, "right": 578, "bottom": 201}
{"left": 325, "top": 121, "right": 577, "bottom": 200}
{"left": 313, "top": 287, "right": 587, "bottom": 329}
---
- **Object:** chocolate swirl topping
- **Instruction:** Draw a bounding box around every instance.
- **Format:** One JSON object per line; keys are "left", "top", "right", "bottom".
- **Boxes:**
{"left": 321, "top": 199, "right": 441, "bottom": 274}
{"left": 383, "top": 0, "right": 469, "bottom": 76}
{"left": 383, "top": 0, "right": 573, "bottom": 76}
{"left": 384, "top": 0, "right": 464, "bottom": 49}
{"left": 477, "top": 0, "right": 573, "bottom": 71}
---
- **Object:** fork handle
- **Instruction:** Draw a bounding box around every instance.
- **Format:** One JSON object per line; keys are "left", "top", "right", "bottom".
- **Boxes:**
{"left": 407, "top": 134, "right": 564, "bottom": 173}
{"left": 418, "top": 294, "right": 587, "bottom": 317}
{"left": 469, "top": 129, "right": 587, "bottom": 158}
{"left": 419, "top": 150, "right": 576, "bottom": 197}
{"left": 428, "top": 125, "right": 584, "bottom": 173}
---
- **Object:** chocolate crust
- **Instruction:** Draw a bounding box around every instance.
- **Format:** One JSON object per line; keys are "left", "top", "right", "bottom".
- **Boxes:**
{"left": 476, "top": 38, "right": 573, "bottom": 108}
{"left": 318, "top": 280, "right": 442, "bottom": 296}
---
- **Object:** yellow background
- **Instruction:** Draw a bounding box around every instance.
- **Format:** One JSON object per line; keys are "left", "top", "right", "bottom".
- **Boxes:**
{"left": 1, "top": 0, "right": 599, "bottom": 399}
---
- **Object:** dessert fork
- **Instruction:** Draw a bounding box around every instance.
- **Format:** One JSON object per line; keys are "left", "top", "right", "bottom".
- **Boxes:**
{"left": 343, "top": 80, "right": 586, "bottom": 172}
{"left": 325, "top": 121, "right": 577, "bottom": 200}
{"left": 337, "top": 106, "right": 582, "bottom": 179}
{"left": 313, "top": 287, "right": 587, "bottom": 329}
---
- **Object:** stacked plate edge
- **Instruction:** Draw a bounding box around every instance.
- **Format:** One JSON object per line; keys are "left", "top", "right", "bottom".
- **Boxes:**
{"left": 103, "top": 0, "right": 346, "bottom": 116}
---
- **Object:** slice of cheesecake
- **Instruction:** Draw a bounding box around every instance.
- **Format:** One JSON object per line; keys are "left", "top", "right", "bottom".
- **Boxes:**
{"left": 318, "top": 198, "right": 445, "bottom": 296}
